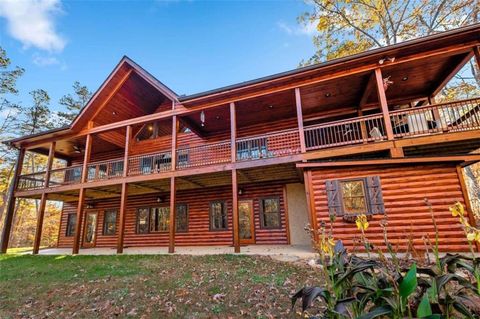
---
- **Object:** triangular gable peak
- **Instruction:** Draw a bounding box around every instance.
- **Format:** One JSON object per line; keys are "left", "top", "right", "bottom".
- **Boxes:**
{"left": 71, "top": 56, "right": 178, "bottom": 133}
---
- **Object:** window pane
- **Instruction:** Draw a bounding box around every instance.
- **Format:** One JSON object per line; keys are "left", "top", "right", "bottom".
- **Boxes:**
{"left": 103, "top": 210, "right": 117, "bottom": 235}
{"left": 210, "top": 201, "right": 227, "bottom": 230}
{"left": 176, "top": 204, "right": 188, "bottom": 232}
{"left": 261, "top": 198, "right": 280, "bottom": 228}
{"left": 66, "top": 214, "right": 76, "bottom": 236}
{"left": 137, "top": 208, "right": 149, "bottom": 234}
{"left": 158, "top": 207, "right": 169, "bottom": 232}
{"left": 341, "top": 180, "right": 367, "bottom": 214}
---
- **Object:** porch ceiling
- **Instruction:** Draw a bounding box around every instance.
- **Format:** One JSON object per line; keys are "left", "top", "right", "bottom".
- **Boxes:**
{"left": 39, "top": 163, "right": 301, "bottom": 202}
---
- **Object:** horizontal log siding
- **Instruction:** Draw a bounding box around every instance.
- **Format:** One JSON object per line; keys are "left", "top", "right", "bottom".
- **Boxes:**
{"left": 57, "top": 181, "right": 288, "bottom": 248}
{"left": 309, "top": 164, "right": 470, "bottom": 252}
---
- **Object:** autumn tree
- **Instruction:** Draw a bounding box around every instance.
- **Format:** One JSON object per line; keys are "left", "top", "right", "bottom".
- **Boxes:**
{"left": 57, "top": 81, "right": 92, "bottom": 126}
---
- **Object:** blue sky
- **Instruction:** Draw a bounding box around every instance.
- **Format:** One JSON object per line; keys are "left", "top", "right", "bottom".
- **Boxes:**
{"left": 0, "top": 0, "right": 316, "bottom": 112}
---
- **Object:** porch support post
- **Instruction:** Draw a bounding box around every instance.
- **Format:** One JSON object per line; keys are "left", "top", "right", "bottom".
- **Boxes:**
{"left": 474, "top": 46, "right": 480, "bottom": 71}
{"left": 32, "top": 141, "right": 55, "bottom": 254}
{"left": 168, "top": 176, "right": 176, "bottom": 253}
{"left": 456, "top": 165, "right": 480, "bottom": 252}
{"left": 230, "top": 102, "right": 237, "bottom": 163}
{"left": 232, "top": 169, "right": 240, "bottom": 253}
{"left": 117, "top": 182, "right": 128, "bottom": 253}
{"left": 374, "top": 68, "right": 394, "bottom": 141}
{"left": 117, "top": 125, "right": 131, "bottom": 254}
{"left": 171, "top": 116, "right": 178, "bottom": 171}
{"left": 73, "top": 134, "right": 92, "bottom": 254}
{"left": 0, "top": 147, "right": 25, "bottom": 253}
{"left": 294, "top": 88, "right": 306, "bottom": 153}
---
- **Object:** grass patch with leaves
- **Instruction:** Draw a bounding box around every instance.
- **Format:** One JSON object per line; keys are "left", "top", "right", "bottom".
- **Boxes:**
{"left": 0, "top": 254, "right": 318, "bottom": 318}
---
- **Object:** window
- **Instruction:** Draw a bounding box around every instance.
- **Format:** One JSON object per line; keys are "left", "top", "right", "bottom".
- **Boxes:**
{"left": 341, "top": 180, "right": 368, "bottom": 215}
{"left": 260, "top": 198, "right": 281, "bottom": 229}
{"left": 210, "top": 201, "right": 227, "bottom": 230}
{"left": 150, "top": 207, "right": 170, "bottom": 232}
{"left": 136, "top": 206, "right": 189, "bottom": 233}
{"left": 103, "top": 210, "right": 117, "bottom": 235}
{"left": 325, "top": 176, "right": 385, "bottom": 217}
{"left": 66, "top": 214, "right": 76, "bottom": 237}
{"left": 137, "top": 208, "right": 149, "bottom": 234}
{"left": 176, "top": 204, "right": 188, "bottom": 232}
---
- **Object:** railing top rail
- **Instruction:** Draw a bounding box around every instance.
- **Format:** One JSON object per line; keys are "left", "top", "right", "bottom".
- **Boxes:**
{"left": 304, "top": 113, "right": 384, "bottom": 130}
{"left": 236, "top": 127, "right": 299, "bottom": 142}
{"left": 87, "top": 158, "right": 124, "bottom": 166}
{"left": 19, "top": 171, "right": 46, "bottom": 177}
{"left": 50, "top": 164, "right": 83, "bottom": 172}
{"left": 129, "top": 150, "right": 172, "bottom": 158}
{"left": 389, "top": 97, "right": 480, "bottom": 115}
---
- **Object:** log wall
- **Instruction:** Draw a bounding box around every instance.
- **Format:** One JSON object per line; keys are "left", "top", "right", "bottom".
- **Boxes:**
{"left": 57, "top": 181, "right": 289, "bottom": 248}
{"left": 308, "top": 164, "right": 471, "bottom": 252}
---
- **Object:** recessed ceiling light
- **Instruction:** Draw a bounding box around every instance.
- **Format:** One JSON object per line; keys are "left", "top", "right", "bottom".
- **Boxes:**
{"left": 402, "top": 76, "right": 408, "bottom": 81}
{"left": 215, "top": 115, "right": 220, "bottom": 120}
{"left": 268, "top": 105, "right": 274, "bottom": 109}
{"left": 325, "top": 92, "right": 331, "bottom": 97}
{"left": 112, "top": 111, "right": 118, "bottom": 115}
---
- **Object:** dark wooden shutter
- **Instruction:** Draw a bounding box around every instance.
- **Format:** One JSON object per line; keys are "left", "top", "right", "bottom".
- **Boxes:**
{"left": 325, "top": 180, "right": 343, "bottom": 216}
{"left": 366, "top": 176, "right": 385, "bottom": 214}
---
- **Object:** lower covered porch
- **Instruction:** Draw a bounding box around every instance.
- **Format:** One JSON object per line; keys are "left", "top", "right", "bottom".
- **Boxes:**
{"left": 43, "top": 163, "right": 313, "bottom": 254}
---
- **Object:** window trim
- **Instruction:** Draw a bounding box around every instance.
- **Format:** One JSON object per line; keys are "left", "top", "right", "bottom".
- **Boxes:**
{"left": 339, "top": 178, "right": 369, "bottom": 216}
{"left": 66, "top": 213, "right": 76, "bottom": 237}
{"left": 102, "top": 210, "right": 118, "bottom": 236}
{"left": 259, "top": 197, "right": 282, "bottom": 229}
{"left": 209, "top": 200, "right": 228, "bottom": 231}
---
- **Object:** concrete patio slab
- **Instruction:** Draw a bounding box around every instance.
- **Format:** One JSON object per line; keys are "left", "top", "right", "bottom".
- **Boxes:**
{"left": 32, "top": 245, "right": 317, "bottom": 260}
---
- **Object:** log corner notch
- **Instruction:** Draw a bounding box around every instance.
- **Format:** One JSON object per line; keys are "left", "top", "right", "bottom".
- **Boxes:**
{"left": 0, "top": 147, "right": 25, "bottom": 254}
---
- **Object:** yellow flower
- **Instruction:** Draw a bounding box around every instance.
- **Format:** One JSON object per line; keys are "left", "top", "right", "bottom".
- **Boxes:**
{"left": 320, "top": 236, "right": 335, "bottom": 257}
{"left": 450, "top": 202, "right": 465, "bottom": 217}
{"left": 356, "top": 214, "right": 369, "bottom": 231}
{"left": 466, "top": 231, "right": 480, "bottom": 243}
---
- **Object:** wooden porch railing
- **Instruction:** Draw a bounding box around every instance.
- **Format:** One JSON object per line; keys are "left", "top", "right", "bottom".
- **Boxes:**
{"left": 86, "top": 159, "right": 124, "bottom": 182}
{"left": 48, "top": 165, "right": 83, "bottom": 187}
{"left": 236, "top": 128, "right": 301, "bottom": 161}
{"left": 389, "top": 98, "right": 480, "bottom": 138}
{"left": 176, "top": 141, "right": 231, "bottom": 170}
{"left": 128, "top": 151, "right": 172, "bottom": 176}
{"left": 17, "top": 172, "right": 46, "bottom": 190}
{"left": 304, "top": 113, "right": 386, "bottom": 151}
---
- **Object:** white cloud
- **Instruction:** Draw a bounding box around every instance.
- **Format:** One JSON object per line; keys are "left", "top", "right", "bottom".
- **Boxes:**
{"left": 32, "top": 53, "right": 60, "bottom": 66}
{"left": 0, "top": 0, "right": 66, "bottom": 52}
{"left": 277, "top": 20, "right": 317, "bottom": 36}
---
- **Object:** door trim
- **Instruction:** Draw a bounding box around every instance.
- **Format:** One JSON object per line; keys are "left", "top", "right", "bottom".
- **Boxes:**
{"left": 82, "top": 211, "right": 98, "bottom": 248}
{"left": 239, "top": 199, "right": 255, "bottom": 245}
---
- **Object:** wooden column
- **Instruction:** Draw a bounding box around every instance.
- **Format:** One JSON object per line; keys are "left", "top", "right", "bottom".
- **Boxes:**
{"left": 171, "top": 116, "right": 178, "bottom": 171}
{"left": 117, "top": 126, "right": 131, "bottom": 254}
{"left": 303, "top": 170, "right": 319, "bottom": 242}
{"left": 72, "top": 134, "right": 92, "bottom": 254}
{"left": 0, "top": 147, "right": 25, "bottom": 253}
{"left": 230, "top": 102, "right": 237, "bottom": 162}
{"left": 168, "top": 176, "right": 176, "bottom": 253}
{"left": 232, "top": 169, "right": 240, "bottom": 253}
{"left": 474, "top": 46, "right": 480, "bottom": 69}
{"left": 32, "top": 141, "right": 55, "bottom": 254}
{"left": 294, "top": 88, "right": 306, "bottom": 153}
{"left": 456, "top": 165, "right": 480, "bottom": 252}
{"left": 374, "top": 68, "right": 394, "bottom": 140}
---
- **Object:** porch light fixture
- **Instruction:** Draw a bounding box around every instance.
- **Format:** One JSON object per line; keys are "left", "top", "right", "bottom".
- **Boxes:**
{"left": 73, "top": 145, "right": 83, "bottom": 154}
{"left": 86, "top": 203, "right": 95, "bottom": 209}
{"left": 156, "top": 196, "right": 164, "bottom": 203}
{"left": 200, "top": 111, "right": 206, "bottom": 127}
{"left": 112, "top": 111, "right": 118, "bottom": 115}
{"left": 401, "top": 76, "right": 408, "bottom": 81}
{"left": 238, "top": 188, "right": 244, "bottom": 195}
{"left": 378, "top": 56, "right": 395, "bottom": 65}
{"left": 325, "top": 92, "right": 331, "bottom": 97}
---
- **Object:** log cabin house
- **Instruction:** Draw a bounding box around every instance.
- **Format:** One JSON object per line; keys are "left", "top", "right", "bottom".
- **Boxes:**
{"left": 1, "top": 24, "right": 480, "bottom": 255}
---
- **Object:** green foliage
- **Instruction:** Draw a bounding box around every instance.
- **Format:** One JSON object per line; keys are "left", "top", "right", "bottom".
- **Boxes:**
{"left": 57, "top": 81, "right": 92, "bottom": 126}
{"left": 293, "top": 204, "right": 480, "bottom": 318}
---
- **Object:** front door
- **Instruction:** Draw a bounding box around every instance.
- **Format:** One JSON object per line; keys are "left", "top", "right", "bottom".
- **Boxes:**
{"left": 83, "top": 212, "right": 98, "bottom": 248}
{"left": 239, "top": 200, "right": 255, "bottom": 244}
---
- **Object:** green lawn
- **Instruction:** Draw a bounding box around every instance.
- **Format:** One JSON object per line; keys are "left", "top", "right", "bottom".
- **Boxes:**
{"left": 0, "top": 254, "right": 319, "bottom": 318}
